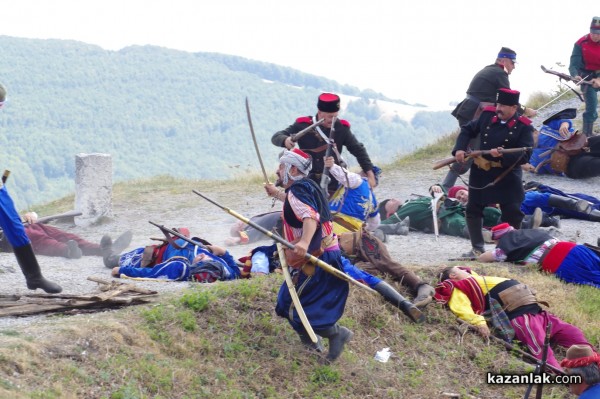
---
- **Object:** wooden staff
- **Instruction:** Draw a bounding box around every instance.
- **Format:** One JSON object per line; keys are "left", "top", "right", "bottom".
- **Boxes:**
{"left": 192, "top": 190, "right": 376, "bottom": 294}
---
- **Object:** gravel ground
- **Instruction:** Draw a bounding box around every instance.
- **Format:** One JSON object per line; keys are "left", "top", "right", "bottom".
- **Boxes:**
{"left": 1, "top": 97, "right": 598, "bottom": 329}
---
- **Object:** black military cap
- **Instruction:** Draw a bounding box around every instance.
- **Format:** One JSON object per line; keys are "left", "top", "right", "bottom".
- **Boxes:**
{"left": 542, "top": 108, "right": 577, "bottom": 125}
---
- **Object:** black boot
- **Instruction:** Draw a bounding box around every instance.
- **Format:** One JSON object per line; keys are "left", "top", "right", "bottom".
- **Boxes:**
{"left": 540, "top": 212, "right": 560, "bottom": 228}
{"left": 373, "top": 281, "right": 425, "bottom": 323}
{"left": 582, "top": 121, "right": 594, "bottom": 137}
{"left": 376, "top": 217, "right": 410, "bottom": 236}
{"left": 111, "top": 230, "right": 133, "bottom": 254}
{"left": 317, "top": 324, "right": 353, "bottom": 362}
{"left": 101, "top": 235, "right": 120, "bottom": 268}
{"left": 521, "top": 208, "right": 542, "bottom": 229}
{"left": 547, "top": 194, "right": 591, "bottom": 214}
{"left": 588, "top": 210, "right": 600, "bottom": 222}
{"left": 14, "top": 243, "right": 62, "bottom": 293}
{"left": 463, "top": 217, "right": 484, "bottom": 256}
{"left": 297, "top": 330, "right": 324, "bottom": 353}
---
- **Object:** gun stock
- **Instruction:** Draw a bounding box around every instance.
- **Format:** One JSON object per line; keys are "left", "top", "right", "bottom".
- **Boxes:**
{"left": 34, "top": 210, "right": 83, "bottom": 225}
{"left": 291, "top": 118, "right": 325, "bottom": 142}
{"left": 432, "top": 147, "right": 532, "bottom": 170}
{"left": 541, "top": 65, "right": 593, "bottom": 86}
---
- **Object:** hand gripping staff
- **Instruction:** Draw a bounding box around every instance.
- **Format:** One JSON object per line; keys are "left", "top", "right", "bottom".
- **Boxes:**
{"left": 276, "top": 243, "right": 318, "bottom": 343}
{"left": 192, "top": 190, "right": 376, "bottom": 294}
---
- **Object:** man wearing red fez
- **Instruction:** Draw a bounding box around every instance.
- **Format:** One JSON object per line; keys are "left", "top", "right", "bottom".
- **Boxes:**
{"left": 452, "top": 88, "right": 534, "bottom": 258}
{"left": 569, "top": 16, "right": 600, "bottom": 137}
{"left": 271, "top": 92, "right": 375, "bottom": 194}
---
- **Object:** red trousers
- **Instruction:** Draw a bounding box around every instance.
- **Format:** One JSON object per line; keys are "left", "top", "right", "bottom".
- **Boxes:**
{"left": 511, "top": 311, "right": 591, "bottom": 370}
{"left": 25, "top": 224, "right": 101, "bottom": 257}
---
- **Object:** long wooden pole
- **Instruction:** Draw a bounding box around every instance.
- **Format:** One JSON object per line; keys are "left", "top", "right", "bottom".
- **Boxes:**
{"left": 192, "top": 190, "right": 376, "bottom": 294}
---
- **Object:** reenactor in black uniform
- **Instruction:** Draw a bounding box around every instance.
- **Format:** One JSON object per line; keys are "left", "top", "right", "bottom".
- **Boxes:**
{"left": 271, "top": 93, "right": 375, "bottom": 193}
{"left": 452, "top": 88, "right": 534, "bottom": 257}
{"left": 444, "top": 47, "right": 535, "bottom": 190}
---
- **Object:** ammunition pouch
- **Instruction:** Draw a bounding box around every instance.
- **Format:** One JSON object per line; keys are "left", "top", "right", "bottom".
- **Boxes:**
{"left": 550, "top": 133, "right": 588, "bottom": 173}
{"left": 473, "top": 156, "right": 502, "bottom": 171}
{"left": 497, "top": 283, "right": 547, "bottom": 313}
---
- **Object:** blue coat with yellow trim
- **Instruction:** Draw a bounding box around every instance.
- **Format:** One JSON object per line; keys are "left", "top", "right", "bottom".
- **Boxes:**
{"left": 452, "top": 107, "right": 534, "bottom": 204}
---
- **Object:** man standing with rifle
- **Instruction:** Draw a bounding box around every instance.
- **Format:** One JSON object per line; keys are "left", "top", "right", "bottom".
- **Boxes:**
{"left": 445, "top": 47, "right": 536, "bottom": 190}
{"left": 452, "top": 88, "right": 534, "bottom": 258}
{"left": 0, "top": 83, "right": 61, "bottom": 293}
{"left": 569, "top": 16, "right": 600, "bottom": 137}
{"left": 271, "top": 93, "right": 375, "bottom": 195}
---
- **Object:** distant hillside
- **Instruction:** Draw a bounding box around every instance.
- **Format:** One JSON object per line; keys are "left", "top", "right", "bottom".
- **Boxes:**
{"left": 0, "top": 36, "right": 455, "bottom": 209}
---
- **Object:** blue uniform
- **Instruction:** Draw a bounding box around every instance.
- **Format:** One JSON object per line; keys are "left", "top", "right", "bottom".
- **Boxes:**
{"left": 117, "top": 239, "right": 240, "bottom": 281}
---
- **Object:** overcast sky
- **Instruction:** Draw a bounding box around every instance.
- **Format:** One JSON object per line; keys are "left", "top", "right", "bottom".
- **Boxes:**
{"left": 2, "top": 0, "right": 598, "bottom": 107}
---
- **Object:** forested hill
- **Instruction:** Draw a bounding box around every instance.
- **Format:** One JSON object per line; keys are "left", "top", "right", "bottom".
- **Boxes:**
{"left": 0, "top": 36, "right": 455, "bottom": 209}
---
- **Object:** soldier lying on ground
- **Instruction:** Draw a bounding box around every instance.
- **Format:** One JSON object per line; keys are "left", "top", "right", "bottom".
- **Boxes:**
{"left": 477, "top": 223, "right": 600, "bottom": 289}
{"left": 435, "top": 265, "right": 593, "bottom": 370}
{"left": 378, "top": 184, "right": 503, "bottom": 240}
{"left": 107, "top": 231, "right": 240, "bottom": 283}
{"left": 0, "top": 211, "right": 132, "bottom": 259}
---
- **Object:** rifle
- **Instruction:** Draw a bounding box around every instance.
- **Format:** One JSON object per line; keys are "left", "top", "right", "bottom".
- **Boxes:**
{"left": 540, "top": 65, "right": 593, "bottom": 86}
{"left": 458, "top": 319, "right": 564, "bottom": 376}
{"left": 290, "top": 118, "right": 325, "bottom": 142}
{"left": 319, "top": 116, "right": 336, "bottom": 194}
{"left": 148, "top": 221, "right": 211, "bottom": 251}
{"left": 523, "top": 320, "right": 552, "bottom": 399}
{"left": 23, "top": 210, "right": 82, "bottom": 225}
{"left": 432, "top": 147, "right": 532, "bottom": 170}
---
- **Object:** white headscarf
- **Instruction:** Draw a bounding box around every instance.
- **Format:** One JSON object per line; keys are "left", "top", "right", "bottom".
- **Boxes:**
{"left": 279, "top": 149, "right": 312, "bottom": 185}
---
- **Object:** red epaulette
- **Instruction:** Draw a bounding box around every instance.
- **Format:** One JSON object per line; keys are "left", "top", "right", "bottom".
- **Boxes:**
{"left": 339, "top": 119, "right": 351, "bottom": 127}
{"left": 518, "top": 115, "right": 532, "bottom": 126}
{"left": 482, "top": 106, "right": 496, "bottom": 112}
{"left": 295, "top": 116, "right": 312, "bottom": 124}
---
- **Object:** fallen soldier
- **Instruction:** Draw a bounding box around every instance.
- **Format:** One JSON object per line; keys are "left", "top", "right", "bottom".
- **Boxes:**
{"left": 106, "top": 230, "right": 240, "bottom": 283}
{"left": 435, "top": 265, "right": 593, "bottom": 370}
{"left": 477, "top": 223, "right": 600, "bottom": 288}
{"left": 0, "top": 211, "right": 132, "bottom": 259}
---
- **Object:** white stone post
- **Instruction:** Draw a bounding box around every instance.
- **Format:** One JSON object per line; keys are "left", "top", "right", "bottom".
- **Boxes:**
{"left": 74, "top": 153, "right": 112, "bottom": 227}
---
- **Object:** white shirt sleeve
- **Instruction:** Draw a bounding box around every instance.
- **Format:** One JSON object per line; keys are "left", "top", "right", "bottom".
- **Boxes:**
{"left": 329, "top": 163, "right": 363, "bottom": 189}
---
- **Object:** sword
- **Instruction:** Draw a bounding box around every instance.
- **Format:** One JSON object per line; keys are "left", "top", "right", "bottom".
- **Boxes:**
{"left": 431, "top": 191, "right": 443, "bottom": 242}
{"left": 192, "top": 189, "right": 376, "bottom": 294}
{"left": 245, "top": 97, "right": 270, "bottom": 184}
{"left": 277, "top": 243, "right": 318, "bottom": 343}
